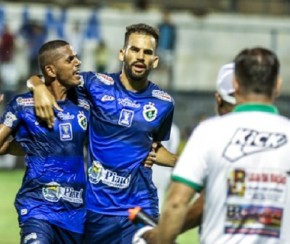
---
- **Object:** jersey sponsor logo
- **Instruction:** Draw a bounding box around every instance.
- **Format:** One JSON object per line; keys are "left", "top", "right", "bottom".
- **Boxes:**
{"left": 101, "top": 95, "right": 115, "bottom": 102}
{"left": 42, "top": 182, "right": 83, "bottom": 204}
{"left": 77, "top": 112, "right": 87, "bottom": 130}
{"left": 16, "top": 97, "right": 34, "bottom": 106}
{"left": 223, "top": 128, "right": 287, "bottom": 162}
{"left": 57, "top": 112, "right": 75, "bottom": 120}
{"left": 3, "top": 112, "right": 17, "bottom": 127}
{"left": 96, "top": 73, "right": 114, "bottom": 85}
{"left": 226, "top": 167, "right": 286, "bottom": 238}
{"left": 59, "top": 123, "right": 73, "bottom": 141}
{"left": 118, "top": 98, "right": 140, "bottom": 108}
{"left": 143, "top": 102, "right": 157, "bottom": 122}
{"left": 23, "top": 233, "right": 38, "bottom": 243}
{"left": 152, "top": 90, "right": 172, "bottom": 102}
{"left": 118, "top": 109, "right": 134, "bottom": 127}
{"left": 78, "top": 98, "right": 90, "bottom": 110}
{"left": 88, "top": 161, "right": 131, "bottom": 189}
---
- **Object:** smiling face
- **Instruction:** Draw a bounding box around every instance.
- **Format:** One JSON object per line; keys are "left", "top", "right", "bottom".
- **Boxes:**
{"left": 119, "top": 33, "right": 159, "bottom": 83}
{"left": 43, "top": 44, "right": 82, "bottom": 88}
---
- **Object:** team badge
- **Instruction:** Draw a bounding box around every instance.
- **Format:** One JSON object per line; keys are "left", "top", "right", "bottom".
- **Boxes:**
{"left": 143, "top": 102, "right": 157, "bottom": 122}
{"left": 118, "top": 109, "right": 134, "bottom": 127}
{"left": 59, "top": 123, "right": 73, "bottom": 141}
{"left": 77, "top": 112, "right": 87, "bottom": 130}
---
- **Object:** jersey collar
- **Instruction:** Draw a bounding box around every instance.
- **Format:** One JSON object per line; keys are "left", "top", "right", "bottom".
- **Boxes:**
{"left": 233, "top": 103, "right": 279, "bottom": 114}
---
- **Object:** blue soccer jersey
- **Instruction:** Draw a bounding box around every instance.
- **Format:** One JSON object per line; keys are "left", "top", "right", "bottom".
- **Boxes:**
{"left": 80, "top": 72, "right": 174, "bottom": 216}
{"left": 0, "top": 90, "right": 90, "bottom": 234}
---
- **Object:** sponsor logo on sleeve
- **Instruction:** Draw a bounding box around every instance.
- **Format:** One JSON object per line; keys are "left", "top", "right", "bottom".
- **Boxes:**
{"left": 152, "top": 90, "right": 172, "bottom": 102}
{"left": 96, "top": 73, "right": 114, "bottom": 85}
{"left": 3, "top": 112, "right": 17, "bottom": 127}
{"left": 16, "top": 97, "right": 34, "bottom": 106}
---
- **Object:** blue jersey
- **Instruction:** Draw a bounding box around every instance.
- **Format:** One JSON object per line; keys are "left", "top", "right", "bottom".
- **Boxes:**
{"left": 0, "top": 90, "right": 90, "bottom": 234}
{"left": 80, "top": 72, "right": 174, "bottom": 216}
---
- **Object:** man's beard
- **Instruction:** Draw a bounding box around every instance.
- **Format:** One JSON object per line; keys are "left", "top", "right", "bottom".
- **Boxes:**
{"left": 124, "top": 62, "right": 150, "bottom": 82}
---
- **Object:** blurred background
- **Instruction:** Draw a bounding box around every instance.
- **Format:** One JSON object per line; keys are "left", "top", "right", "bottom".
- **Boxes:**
{"left": 1, "top": 1, "right": 290, "bottom": 242}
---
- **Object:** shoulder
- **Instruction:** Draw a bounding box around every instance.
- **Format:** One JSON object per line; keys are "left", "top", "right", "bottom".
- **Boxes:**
{"left": 149, "top": 82, "right": 174, "bottom": 105}
{"left": 80, "top": 71, "right": 117, "bottom": 87}
{"left": 9, "top": 92, "right": 34, "bottom": 107}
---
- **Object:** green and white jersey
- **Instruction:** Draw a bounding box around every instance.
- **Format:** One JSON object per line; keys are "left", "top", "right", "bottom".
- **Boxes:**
{"left": 172, "top": 104, "right": 290, "bottom": 244}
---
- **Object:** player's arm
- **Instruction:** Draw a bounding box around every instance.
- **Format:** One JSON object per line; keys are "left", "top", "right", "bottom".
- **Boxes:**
{"left": 157, "top": 181, "right": 196, "bottom": 243}
{"left": 155, "top": 142, "right": 177, "bottom": 167}
{"left": 0, "top": 139, "right": 25, "bottom": 156}
{"left": 27, "top": 75, "right": 62, "bottom": 128}
{"left": 0, "top": 124, "right": 14, "bottom": 154}
{"left": 180, "top": 191, "right": 204, "bottom": 233}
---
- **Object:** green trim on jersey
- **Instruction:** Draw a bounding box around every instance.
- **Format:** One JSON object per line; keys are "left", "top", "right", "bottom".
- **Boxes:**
{"left": 233, "top": 103, "right": 279, "bottom": 114}
{"left": 171, "top": 175, "right": 203, "bottom": 192}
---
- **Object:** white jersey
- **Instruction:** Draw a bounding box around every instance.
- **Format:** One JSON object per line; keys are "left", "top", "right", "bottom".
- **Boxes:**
{"left": 172, "top": 104, "right": 290, "bottom": 244}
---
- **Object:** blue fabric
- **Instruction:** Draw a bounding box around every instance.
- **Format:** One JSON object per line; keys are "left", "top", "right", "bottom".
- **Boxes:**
{"left": 20, "top": 218, "right": 83, "bottom": 244}
{"left": 0, "top": 90, "right": 90, "bottom": 234}
{"left": 79, "top": 72, "right": 174, "bottom": 217}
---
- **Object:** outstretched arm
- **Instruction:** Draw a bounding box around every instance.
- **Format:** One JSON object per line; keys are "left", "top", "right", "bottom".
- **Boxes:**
{"left": 27, "top": 75, "right": 62, "bottom": 128}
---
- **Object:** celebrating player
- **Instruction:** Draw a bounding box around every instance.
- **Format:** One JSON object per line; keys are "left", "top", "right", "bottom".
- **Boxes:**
{"left": 0, "top": 40, "right": 90, "bottom": 243}
{"left": 27, "top": 23, "right": 177, "bottom": 243}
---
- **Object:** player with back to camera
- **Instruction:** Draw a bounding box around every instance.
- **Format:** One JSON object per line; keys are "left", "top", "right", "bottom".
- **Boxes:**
{"left": 27, "top": 23, "right": 177, "bottom": 244}
{"left": 0, "top": 40, "right": 90, "bottom": 243}
{"left": 134, "top": 62, "right": 236, "bottom": 243}
{"left": 153, "top": 47, "right": 290, "bottom": 244}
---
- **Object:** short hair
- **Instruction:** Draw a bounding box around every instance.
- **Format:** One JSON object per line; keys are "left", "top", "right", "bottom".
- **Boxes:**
{"left": 124, "top": 23, "right": 159, "bottom": 48}
{"left": 38, "top": 40, "right": 70, "bottom": 74}
{"left": 234, "top": 47, "right": 279, "bottom": 97}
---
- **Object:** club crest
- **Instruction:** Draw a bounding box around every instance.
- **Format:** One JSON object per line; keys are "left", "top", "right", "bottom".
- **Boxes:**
{"left": 143, "top": 102, "right": 157, "bottom": 122}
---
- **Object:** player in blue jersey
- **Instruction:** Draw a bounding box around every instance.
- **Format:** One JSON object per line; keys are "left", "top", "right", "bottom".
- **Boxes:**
{"left": 0, "top": 40, "right": 90, "bottom": 244}
{"left": 27, "top": 23, "right": 177, "bottom": 244}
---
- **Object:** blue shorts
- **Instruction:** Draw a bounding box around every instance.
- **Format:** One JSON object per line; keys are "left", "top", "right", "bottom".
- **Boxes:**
{"left": 20, "top": 218, "right": 83, "bottom": 244}
{"left": 84, "top": 210, "right": 142, "bottom": 244}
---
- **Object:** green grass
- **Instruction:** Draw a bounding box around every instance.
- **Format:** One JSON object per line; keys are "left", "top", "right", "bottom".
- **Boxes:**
{"left": 0, "top": 169, "right": 23, "bottom": 244}
{"left": 0, "top": 169, "right": 198, "bottom": 244}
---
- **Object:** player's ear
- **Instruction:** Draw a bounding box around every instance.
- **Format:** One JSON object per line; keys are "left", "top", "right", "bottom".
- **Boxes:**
{"left": 233, "top": 76, "right": 239, "bottom": 94}
{"left": 152, "top": 56, "right": 159, "bottom": 69}
{"left": 215, "top": 92, "right": 222, "bottom": 107}
{"left": 274, "top": 76, "right": 282, "bottom": 98}
{"left": 119, "top": 49, "right": 125, "bottom": 62}
{"left": 45, "top": 65, "right": 56, "bottom": 78}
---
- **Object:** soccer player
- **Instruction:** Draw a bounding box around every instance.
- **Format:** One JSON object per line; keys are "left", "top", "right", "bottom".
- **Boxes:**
{"left": 135, "top": 62, "right": 236, "bottom": 243}
{"left": 27, "top": 23, "right": 177, "bottom": 244}
{"left": 156, "top": 47, "right": 290, "bottom": 243}
{"left": 0, "top": 40, "right": 90, "bottom": 243}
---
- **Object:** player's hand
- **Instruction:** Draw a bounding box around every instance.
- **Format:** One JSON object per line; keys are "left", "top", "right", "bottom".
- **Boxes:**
{"left": 0, "top": 94, "right": 4, "bottom": 103}
{"left": 33, "top": 84, "right": 62, "bottom": 128}
{"left": 141, "top": 227, "right": 159, "bottom": 244}
{"left": 143, "top": 142, "right": 158, "bottom": 168}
